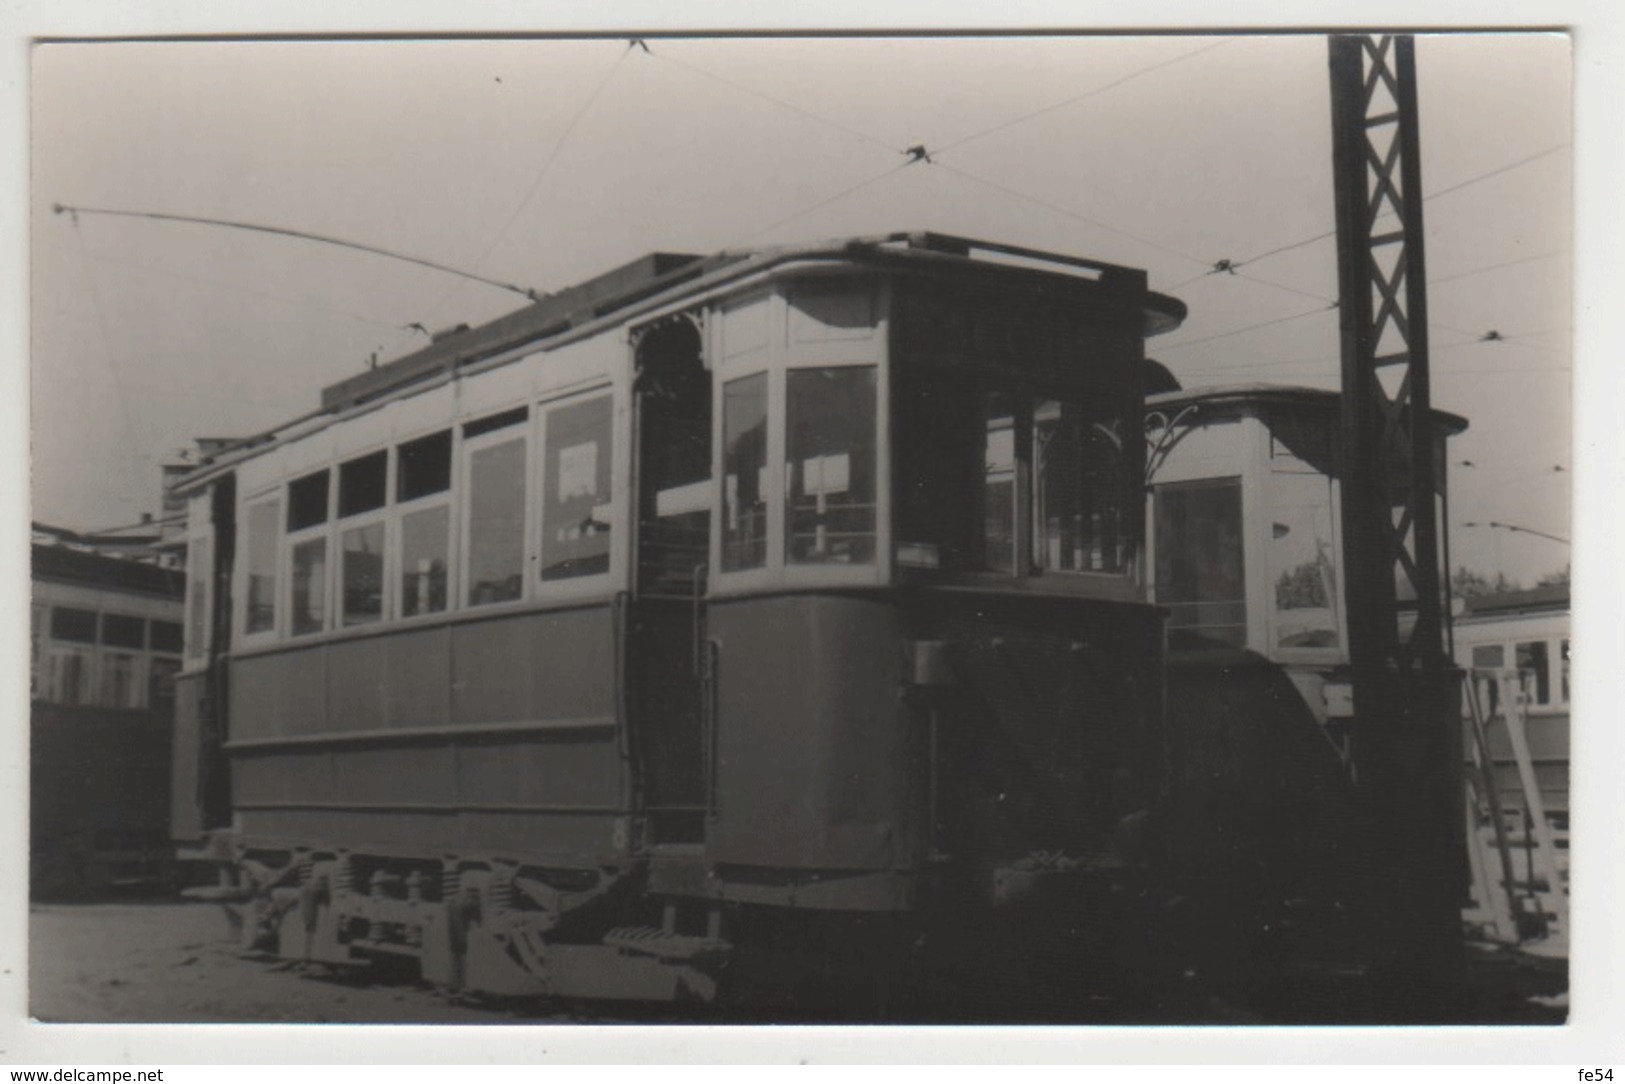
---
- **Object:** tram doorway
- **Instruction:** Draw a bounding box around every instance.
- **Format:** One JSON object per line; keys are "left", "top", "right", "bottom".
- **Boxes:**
{"left": 628, "top": 316, "right": 712, "bottom": 843}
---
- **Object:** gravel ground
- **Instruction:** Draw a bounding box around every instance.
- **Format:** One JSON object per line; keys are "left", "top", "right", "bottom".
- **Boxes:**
{"left": 28, "top": 897, "right": 566, "bottom": 1024}
{"left": 25, "top": 896, "right": 1568, "bottom": 1026}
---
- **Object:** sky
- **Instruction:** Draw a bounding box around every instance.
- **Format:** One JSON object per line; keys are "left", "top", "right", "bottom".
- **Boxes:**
{"left": 28, "top": 32, "right": 1574, "bottom": 584}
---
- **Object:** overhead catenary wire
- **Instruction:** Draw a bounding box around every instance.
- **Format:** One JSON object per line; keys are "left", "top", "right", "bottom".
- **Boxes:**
{"left": 643, "top": 41, "right": 899, "bottom": 154}
{"left": 461, "top": 41, "right": 636, "bottom": 279}
{"left": 930, "top": 160, "right": 1212, "bottom": 267}
{"left": 1430, "top": 249, "right": 1565, "bottom": 287}
{"left": 733, "top": 161, "right": 915, "bottom": 247}
{"left": 1214, "top": 142, "right": 1570, "bottom": 274}
{"left": 1155, "top": 300, "right": 1338, "bottom": 354}
{"left": 931, "top": 37, "right": 1235, "bottom": 157}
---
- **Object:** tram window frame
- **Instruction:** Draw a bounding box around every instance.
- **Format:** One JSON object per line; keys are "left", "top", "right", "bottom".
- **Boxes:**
{"left": 461, "top": 414, "right": 531, "bottom": 609}
{"left": 241, "top": 495, "right": 282, "bottom": 640}
{"left": 1561, "top": 638, "right": 1570, "bottom": 704}
{"left": 719, "top": 370, "right": 772, "bottom": 577}
{"left": 339, "top": 516, "right": 388, "bottom": 628}
{"left": 336, "top": 447, "right": 392, "bottom": 628}
{"left": 284, "top": 473, "right": 332, "bottom": 638}
{"left": 783, "top": 364, "right": 881, "bottom": 570}
{"left": 1515, "top": 638, "right": 1552, "bottom": 707}
{"left": 1153, "top": 476, "right": 1249, "bottom": 650}
{"left": 893, "top": 367, "right": 1135, "bottom": 585}
{"left": 538, "top": 388, "right": 616, "bottom": 588}
{"left": 394, "top": 428, "right": 455, "bottom": 622}
{"left": 1265, "top": 457, "right": 1344, "bottom": 656}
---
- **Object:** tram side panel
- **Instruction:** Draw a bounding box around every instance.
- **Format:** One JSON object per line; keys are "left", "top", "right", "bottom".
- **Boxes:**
{"left": 706, "top": 594, "right": 914, "bottom": 882}
{"left": 226, "top": 606, "right": 624, "bottom": 864}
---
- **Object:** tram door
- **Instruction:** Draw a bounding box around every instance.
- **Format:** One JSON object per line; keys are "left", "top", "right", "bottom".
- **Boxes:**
{"left": 629, "top": 317, "right": 712, "bottom": 844}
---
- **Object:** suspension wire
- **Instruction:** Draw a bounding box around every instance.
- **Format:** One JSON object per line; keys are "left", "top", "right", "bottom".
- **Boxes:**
{"left": 644, "top": 41, "right": 898, "bottom": 154}
{"left": 732, "top": 161, "right": 915, "bottom": 248}
{"left": 462, "top": 41, "right": 635, "bottom": 277}
{"left": 1223, "top": 143, "right": 1570, "bottom": 272}
{"left": 1155, "top": 300, "right": 1337, "bottom": 353}
{"left": 931, "top": 160, "right": 1211, "bottom": 266}
{"left": 1232, "top": 268, "right": 1336, "bottom": 304}
{"left": 932, "top": 37, "right": 1235, "bottom": 157}
{"left": 1430, "top": 249, "right": 1565, "bottom": 286}
{"left": 1424, "top": 143, "right": 1568, "bottom": 202}
{"left": 53, "top": 203, "right": 542, "bottom": 300}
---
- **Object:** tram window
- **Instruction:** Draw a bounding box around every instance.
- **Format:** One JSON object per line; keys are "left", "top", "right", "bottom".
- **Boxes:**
{"left": 722, "top": 373, "right": 769, "bottom": 571}
{"left": 400, "top": 505, "right": 450, "bottom": 617}
{"left": 1561, "top": 639, "right": 1570, "bottom": 703}
{"left": 463, "top": 406, "right": 528, "bottom": 439}
{"left": 1155, "top": 479, "right": 1246, "bottom": 649}
{"left": 1471, "top": 644, "right": 1504, "bottom": 715}
{"left": 287, "top": 470, "right": 330, "bottom": 531}
{"left": 244, "top": 498, "right": 280, "bottom": 634}
{"left": 1033, "top": 400, "right": 1130, "bottom": 574}
{"left": 51, "top": 607, "right": 98, "bottom": 644}
{"left": 101, "top": 613, "right": 146, "bottom": 650}
{"left": 149, "top": 620, "right": 183, "bottom": 654}
{"left": 896, "top": 371, "right": 1135, "bottom": 578}
{"left": 982, "top": 395, "right": 1018, "bottom": 574}
{"left": 466, "top": 437, "right": 526, "bottom": 605}
{"left": 1268, "top": 469, "right": 1340, "bottom": 650}
{"left": 341, "top": 522, "right": 386, "bottom": 625}
{"left": 541, "top": 394, "right": 614, "bottom": 581}
{"left": 1516, "top": 640, "right": 1550, "bottom": 705}
{"left": 290, "top": 537, "right": 328, "bottom": 635}
{"left": 398, "top": 430, "right": 452, "bottom": 501}
{"left": 100, "top": 651, "right": 142, "bottom": 710}
{"left": 786, "top": 367, "right": 876, "bottom": 565}
{"left": 338, "top": 450, "right": 388, "bottom": 518}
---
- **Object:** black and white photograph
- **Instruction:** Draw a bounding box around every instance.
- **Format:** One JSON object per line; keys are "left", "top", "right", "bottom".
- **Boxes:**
{"left": 10, "top": 5, "right": 1615, "bottom": 1060}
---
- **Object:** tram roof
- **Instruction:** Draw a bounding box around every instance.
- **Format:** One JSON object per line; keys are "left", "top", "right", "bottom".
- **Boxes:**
{"left": 172, "top": 232, "right": 1186, "bottom": 494}
{"left": 1148, "top": 382, "right": 1469, "bottom": 435}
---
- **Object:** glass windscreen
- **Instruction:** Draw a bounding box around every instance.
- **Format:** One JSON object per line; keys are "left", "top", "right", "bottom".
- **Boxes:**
{"left": 894, "top": 368, "right": 1135, "bottom": 579}
{"left": 786, "top": 367, "right": 877, "bottom": 566}
{"left": 721, "top": 373, "right": 768, "bottom": 572}
{"left": 1155, "top": 478, "right": 1247, "bottom": 648}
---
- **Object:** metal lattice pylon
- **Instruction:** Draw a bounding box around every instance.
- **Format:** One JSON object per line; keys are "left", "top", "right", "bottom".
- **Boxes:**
{"left": 1328, "top": 34, "right": 1447, "bottom": 677}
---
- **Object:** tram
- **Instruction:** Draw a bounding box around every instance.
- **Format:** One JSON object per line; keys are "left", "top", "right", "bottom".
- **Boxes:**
{"left": 168, "top": 232, "right": 1188, "bottom": 1008}
{"left": 1144, "top": 383, "right": 1467, "bottom": 991}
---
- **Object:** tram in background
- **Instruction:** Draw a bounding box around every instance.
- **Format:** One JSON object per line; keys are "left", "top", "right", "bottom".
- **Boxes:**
{"left": 165, "top": 232, "right": 1196, "bottom": 1011}
{"left": 1143, "top": 383, "right": 1468, "bottom": 987}
{"left": 31, "top": 543, "right": 185, "bottom": 896}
